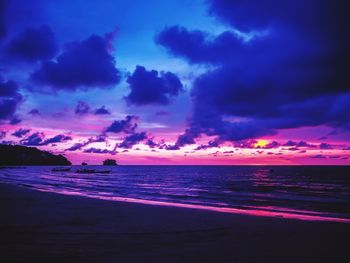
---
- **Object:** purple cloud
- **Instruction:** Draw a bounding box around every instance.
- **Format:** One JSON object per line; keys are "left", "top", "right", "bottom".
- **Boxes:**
{"left": 28, "top": 109, "right": 40, "bottom": 116}
{"left": 20, "top": 132, "right": 71, "bottom": 146}
{"left": 75, "top": 101, "right": 90, "bottom": 115}
{"left": 94, "top": 106, "right": 111, "bottom": 115}
{"left": 41, "top": 134, "right": 72, "bottom": 145}
{"left": 84, "top": 147, "right": 115, "bottom": 155}
{"left": 0, "top": 77, "right": 22, "bottom": 122}
{"left": 6, "top": 25, "right": 58, "bottom": 62}
{"left": 319, "top": 143, "right": 333, "bottom": 150}
{"left": 12, "top": 128, "right": 31, "bottom": 138}
{"left": 117, "top": 132, "right": 147, "bottom": 149}
{"left": 0, "top": 130, "right": 6, "bottom": 139}
{"left": 105, "top": 115, "right": 138, "bottom": 134}
{"left": 31, "top": 32, "right": 121, "bottom": 91}
{"left": 156, "top": 0, "right": 350, "bottom": 146}
{"left": 65, "top": 134, "right": 107, "bottom": 151}
{"left": 125, "top": 65, "right": 183, "bottom": 106}
{"left": 20, "top": 132, "right": 45, "bottom": 146}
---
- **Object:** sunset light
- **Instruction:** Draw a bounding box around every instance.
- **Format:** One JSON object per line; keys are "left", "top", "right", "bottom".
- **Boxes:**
{"left": 1, "top": 1, "right": 349, "bottom": 262}
{"left": 253, "top": 140, "right": 269, "bottom": 148}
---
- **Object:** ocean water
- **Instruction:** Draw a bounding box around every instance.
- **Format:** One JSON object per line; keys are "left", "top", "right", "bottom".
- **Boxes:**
{"left": 1, "top": 165, "right": 350, "bottom": 222}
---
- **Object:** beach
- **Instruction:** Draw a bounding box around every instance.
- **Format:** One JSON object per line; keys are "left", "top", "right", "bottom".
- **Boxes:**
{"left": 0, "top": 183, "right": 349, "bottom": 263}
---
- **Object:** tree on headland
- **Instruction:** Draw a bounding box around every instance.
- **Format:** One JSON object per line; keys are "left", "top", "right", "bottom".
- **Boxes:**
{"left": 103, "top": 159, "right": 117, "bottom": 166}
{"left": 81, "top": 162, "right": 88, "bottom": 166}
{"left": 0, "top": 145, "right": 71, "bottom": 166}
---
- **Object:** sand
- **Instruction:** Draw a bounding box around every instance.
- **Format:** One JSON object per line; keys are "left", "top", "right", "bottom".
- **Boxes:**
{"left": 0, "top": 183, "right": 349, "bottom": 263}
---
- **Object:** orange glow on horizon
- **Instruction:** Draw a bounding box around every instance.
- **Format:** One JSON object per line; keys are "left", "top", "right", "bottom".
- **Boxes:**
{"left": 253, "top": 140, "right": 269, "bottom": 148}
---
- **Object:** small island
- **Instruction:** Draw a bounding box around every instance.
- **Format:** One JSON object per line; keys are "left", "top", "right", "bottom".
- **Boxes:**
{"left": 103, "top": 159, "right": 118, "bottom": 166}
{"left": 0, "top": 144, "right": 71, "bottom": 166}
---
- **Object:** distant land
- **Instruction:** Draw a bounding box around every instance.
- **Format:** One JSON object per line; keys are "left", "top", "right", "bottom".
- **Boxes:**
{"left": 0, "top": 145, "right": 71, "bottom": 166}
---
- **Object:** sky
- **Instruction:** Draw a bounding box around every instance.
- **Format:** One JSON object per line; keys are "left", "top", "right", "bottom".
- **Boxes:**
{"left": 0, "top": 0, "right": 350, "bottom": 165}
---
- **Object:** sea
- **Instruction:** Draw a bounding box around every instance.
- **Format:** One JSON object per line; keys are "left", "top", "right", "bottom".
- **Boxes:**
{"left": 1, "top": 165, "right": 350, "bottom": 222}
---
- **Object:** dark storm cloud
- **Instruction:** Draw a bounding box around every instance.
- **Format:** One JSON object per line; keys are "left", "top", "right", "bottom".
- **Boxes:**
{"left": 125, "top": 65, "right": 183, "bottom": 106}
{"left": 156, "top": 26, "right": 247, "bottom": 64}
{"left": 117, "top": 132, "right": 147, "bottom": 149}
{"left": 12, "top": 128, "right": 30, "bottom": 138}
{"left": 31, "top": 32, "right": 121, "bottom": 91}
{"left": 0, "top": 77, "right": 22, "bottom": 122}
{"left": 105, "top": 115, "right": 138, "bottom": 134}
{"left": 6, "top": 25, "right": 58, "bottom": 62}
{"left": 94, "top": 106, "right": 111, "bottom": 115}
{"left": 208, "top": 0, "right": 350, "bottom": 37}
{"left": 156, "top": 0, "right": 350, "bottom": 148}
{"left": 75, "top": 101, "right": 90, "bottom": 115}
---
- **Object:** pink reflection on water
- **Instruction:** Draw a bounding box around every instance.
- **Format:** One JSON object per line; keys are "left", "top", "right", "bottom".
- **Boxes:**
{"left": 33, "top": 187, "right": 350, "bottom": 224}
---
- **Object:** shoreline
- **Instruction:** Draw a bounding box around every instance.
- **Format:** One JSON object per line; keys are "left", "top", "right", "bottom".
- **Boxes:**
{"left": 19, "top": 184, "right": 350, "bottom": 224}
{"left": 1, "top": 183, "right": 350, "bottom": 262}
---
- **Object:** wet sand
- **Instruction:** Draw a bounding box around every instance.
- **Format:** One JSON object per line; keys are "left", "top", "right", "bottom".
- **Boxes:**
{"left": 0, "top": 183, "right": 349, "bottom": 262}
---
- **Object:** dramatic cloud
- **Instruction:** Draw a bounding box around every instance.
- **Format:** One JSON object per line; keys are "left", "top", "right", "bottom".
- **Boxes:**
{"left": 117, "top": 132, "right": 147, "bottom": 149}
{"left": 0, "top": 77, "right": 22, "bottom": 122}
{"left": 156, "top": 26, "right": 245, "bottom": 64}
{"left": 20, "top": 132, "right": 71, "bottom": 146}
{"left": 94, "top": 106, "right": 111, "bottom": 115}
{"left": 156, "top": 0, "right": 350, "bottom": 148}
{"left": 20, "top": 132, "right": 45, "bottom": 146}
{"left": 31, "top": 32, "right": 121, "bottom": 91}
{"left": 125, "top": 65, "right": 183, "bottom": 105}
{"left": 6, "top": 25, "right": 58, "bottom": 62}
{"left": 105, "top": 115, "right": 138, "bottom": 134}
{"left": 12, "top": 128, "right": 30, "bottom": 138}
{"left": 75, "top": 101, "right": 90, "bottom": 115}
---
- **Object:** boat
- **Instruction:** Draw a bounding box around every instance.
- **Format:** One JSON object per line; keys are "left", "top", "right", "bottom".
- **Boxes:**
{"left": 52, "top": 167, "right": 71, "bottom": 172}
{"left": 75, "top": 169, "right": 111, "bottom": 174}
